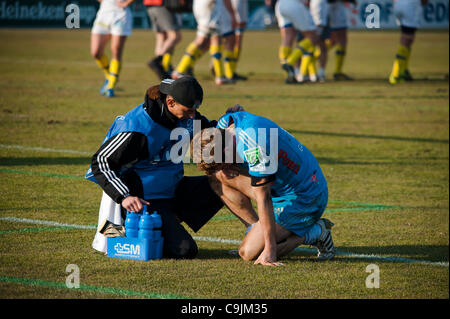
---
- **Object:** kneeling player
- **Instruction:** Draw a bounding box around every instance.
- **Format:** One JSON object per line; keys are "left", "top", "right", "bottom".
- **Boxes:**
{"left": 191, "top": 108, "right": 336, "bottom": 266}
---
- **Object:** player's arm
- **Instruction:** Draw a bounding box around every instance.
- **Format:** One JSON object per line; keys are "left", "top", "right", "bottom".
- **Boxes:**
{"left": 91, "top": 132, "right": 149, "bottom": 212}
{"left": 251, "top": 176, "right": 282, "bottom": 266}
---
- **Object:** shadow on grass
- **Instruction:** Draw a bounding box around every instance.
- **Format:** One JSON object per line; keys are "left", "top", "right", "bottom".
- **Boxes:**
{"left": 197, "top": 245, "right": 449, "bottom": 264}
{"left": 335, "top": 245, "right": 449, "bottom": 263}
{"left": 0, "top": 157, "right": 91, "bottom": 166}
{"left": 196, "top": 248, "right": 239, "bottom": 260}
{"left": 288, "top": 129, "right": 449, "bottom": 144}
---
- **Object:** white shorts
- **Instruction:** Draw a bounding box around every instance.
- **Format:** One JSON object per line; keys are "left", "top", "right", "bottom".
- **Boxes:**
{"left": 328, "top": 0, "right": 348, "bottom": 30}
{"left": 275, "top": 0, "right": 292, "bottom": 28}
{"left": 91, "top": 7, "right": 133, "bottom": 36}
{"left": 309, "top": 0, "right": 329, "bottom": 27}
{"left": 194, "top": 0, "right": 233, "bottom": 37}
{"left": 277, "top": 0, "right": 316, "bottom": 32}
{"left": 231, "top": 0, "right": 248, "bottom": 24}
{"left": 394, "top": 0, "right": 423, "bottom": 29}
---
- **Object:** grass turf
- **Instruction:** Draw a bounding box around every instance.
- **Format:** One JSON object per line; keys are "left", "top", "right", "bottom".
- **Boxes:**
{"left": 0, "top": 28, "right": 448, "bottom": 299}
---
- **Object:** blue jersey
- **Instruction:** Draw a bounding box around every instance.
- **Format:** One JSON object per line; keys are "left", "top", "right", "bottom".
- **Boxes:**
{"left": 217, "top": 111, "right": 327, "bottom": 206}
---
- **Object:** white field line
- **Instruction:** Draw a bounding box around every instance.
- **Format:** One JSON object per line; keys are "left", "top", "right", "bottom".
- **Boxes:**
{"left": 0, "top": 216, "right": 448, "bottom": 268}
{"left": 0, "top": 57, "right": 143, "bottom": 68}
{"left": 0, "top": 144, "right": 92, "bottom": 156}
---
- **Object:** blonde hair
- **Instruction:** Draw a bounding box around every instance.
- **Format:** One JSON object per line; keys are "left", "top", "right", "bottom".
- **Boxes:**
{"left": 190, "top": 128, "right": 234, "bottom": 175}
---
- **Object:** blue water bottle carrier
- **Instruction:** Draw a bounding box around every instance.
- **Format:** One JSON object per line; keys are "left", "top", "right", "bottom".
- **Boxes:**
{"left": 107, "top": 206, "right": 164, "bottom": 261}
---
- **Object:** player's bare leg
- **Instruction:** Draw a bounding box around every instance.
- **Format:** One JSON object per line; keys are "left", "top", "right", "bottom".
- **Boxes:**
{"left": 91, "top": 33, "right": 111, "bottom": 95}
{"left": 103, "top": 35, "right": 127, "bottom": 97}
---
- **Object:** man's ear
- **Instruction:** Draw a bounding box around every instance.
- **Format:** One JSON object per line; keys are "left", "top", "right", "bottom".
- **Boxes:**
{"left": 166, "top": 95, "right": 175, "bottom": 108}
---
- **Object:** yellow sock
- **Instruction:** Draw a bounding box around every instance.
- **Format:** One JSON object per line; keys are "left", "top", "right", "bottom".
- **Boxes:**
{"left": 162, "top": 52, "right": 172, "bottom": 72}
{"left": 313, "top": 46, "right": 321, "bottom": 59}
{"left": 232, "top": 46, "right": 240, "bottom": 73}
{"left": 176, "top": 43, "right": 201, "bottom": 74}
{"left": 223, "top": 49, "right": 235, "bottom": 79}
{"left": 334, "top": 44, "right": 346, "bottom": 74}
{"left": 279, "top": 46, "right": 292, "bottom": 64}
{"left": 404, "top": 46, "right": 411, "bottom": 71}
{"left": 107, "top": 59, "right": 120, "bottom": 89}
{"left": 287, "top": 38, "right": 313, "bottom": 66}
{"left": 210, "top": 44, "right": 224, "bottom": 78}
{"left": 300, "top": 52, "right": 314, "bottom": 76}
{"left": 95, "top": 55, "right": 109, "bottom": 79}
{"left": 308, "top": 54, "right": 317, "bottom": 79}
{"left": 325, "top": 39, "right": 334, "bottom": 50}
{"left": 391, "top": 45, "right": 409, "bottom": 78}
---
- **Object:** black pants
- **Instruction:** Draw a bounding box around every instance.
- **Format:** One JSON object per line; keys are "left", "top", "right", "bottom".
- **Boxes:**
{"left": 139, "top": 176, "right": 223, "bottom": 259}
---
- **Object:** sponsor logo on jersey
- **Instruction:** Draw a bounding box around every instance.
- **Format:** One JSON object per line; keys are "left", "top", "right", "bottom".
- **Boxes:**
{"left": 278, "top": 149, "right": 300, "bottom": 174}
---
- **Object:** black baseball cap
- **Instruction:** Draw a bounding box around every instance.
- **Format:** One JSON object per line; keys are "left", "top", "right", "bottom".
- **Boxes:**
{"left": 160, "top": 77, "right": 203, "bottom": 109}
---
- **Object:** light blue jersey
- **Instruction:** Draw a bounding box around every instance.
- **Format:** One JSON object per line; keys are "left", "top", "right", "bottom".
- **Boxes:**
{"left": 217, "top": 111, "right": 328, "bottom": 236}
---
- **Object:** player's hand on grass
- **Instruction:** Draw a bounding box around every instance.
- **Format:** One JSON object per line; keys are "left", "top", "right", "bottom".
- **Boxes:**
{"left": 122, "top": 196, "right": 150, "bottom": 213}
{"left": 254, "top": 248, "right": 284, "bottom": 267}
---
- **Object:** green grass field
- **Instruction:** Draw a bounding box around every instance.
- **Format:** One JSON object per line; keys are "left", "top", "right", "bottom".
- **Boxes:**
{"left": 0, "top": 28, "right": 448, "bottom": 299}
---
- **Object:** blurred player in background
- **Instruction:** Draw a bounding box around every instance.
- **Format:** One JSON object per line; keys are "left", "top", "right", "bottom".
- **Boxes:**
{"left": 172, "top": 0, "right": 236, "bottom": 85}
{"left": 277, "top": 0, "right": 320, "bottom": 83}
{"left": 273, "top": 0, "right": 297, "bottom": 72}
{"left": 229, "top": 0, "right": 249, "bottom": 81}
{"left": 91, "top": 0, "right": 136, "bottom": 97}
{"left": 144, "top": 0, "right": 183, "bottom": 80}
{"left": 389, "top": 0, "right": 428, "bottom": 84}
{"left": 309, "top": 0, "right": 329, "bottom": 82}
{"left": 327, "top": 0, "right": 354, "bottom": 81}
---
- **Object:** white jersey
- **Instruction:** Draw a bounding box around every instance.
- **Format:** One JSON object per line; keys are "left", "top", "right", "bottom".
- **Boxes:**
{"left": 394, "top": 0, "right": 423, "bottom": 29}
{"left": 92, "top": 0, "right": 133, "bottom": 36}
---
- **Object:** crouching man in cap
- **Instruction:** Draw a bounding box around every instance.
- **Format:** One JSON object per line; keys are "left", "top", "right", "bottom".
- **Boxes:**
{"left": 86, "top": 77, "right": 223, "bottom": 259}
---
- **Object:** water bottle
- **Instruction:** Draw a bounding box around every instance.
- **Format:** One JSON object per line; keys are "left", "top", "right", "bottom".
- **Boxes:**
{"left": 150, "top": 211, "right": 162, "bottom": 241}
{"left": 124, "top": 211, "right": 139, "bottom": 238}
{"left": 138, "top": 207, "right": 154, "bottom": 241}
{"left": 150, "top": 211, "right": 163, "bottom": 259}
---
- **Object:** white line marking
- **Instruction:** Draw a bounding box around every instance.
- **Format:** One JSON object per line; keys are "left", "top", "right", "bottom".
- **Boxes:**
{"left": 0, "top": 144, "right": 91, "bottom": 156}
{"left": 1, "top": 216, "right": 448, "bottom": 268}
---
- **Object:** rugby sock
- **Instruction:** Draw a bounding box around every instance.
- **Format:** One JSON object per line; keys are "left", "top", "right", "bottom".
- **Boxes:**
{"left": 210, "top": 44, "right": 224, "bottom": 78}
{"left": 300, "top": 51, "right": 314, "bottom": 78}
{"left": 303, "top": 223, "right": 322, "bottom": 245}
{"left": 95, "top": 55, "right": 110, "bottom": 79}
{"left": 287, "top": 38, "right": 313, "bottom": 66}
{"left": 162, "top": 52, "right": 172, "bottom": 72}
{"left": 334, "top": 44, "right": 346, "bottom": 74}
{"left": 107, "top": 59, "right": 120, "bottom": 89}
{"left": 404, "top": 45, "right": 412, "bottom": 71}
{"left": 224, "top": 49, "right": 235, "bottom": 79}
{"left": 391, "top": 45, "right": 409, "bottom": 79}
{"left": 176, "top": 43, "right": 201, "bottom": 74}
{"left": 307, "top": 48, "right": 318, "bottom": 81}
{"left": 232, "top": 45, "right": 240, "bottom": 73}
{"left": 279, "top": 45, "right": 292, "bottom": 64}
{"left": 325, "top": 39, "right": 334, "bottom": 50}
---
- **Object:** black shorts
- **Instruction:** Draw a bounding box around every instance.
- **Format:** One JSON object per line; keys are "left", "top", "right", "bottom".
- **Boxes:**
{"left": 138, "top": 175, "right": 223, "bottom": 259}
{"left": 401, "top": 25, "right": 417, "bottom": 35}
